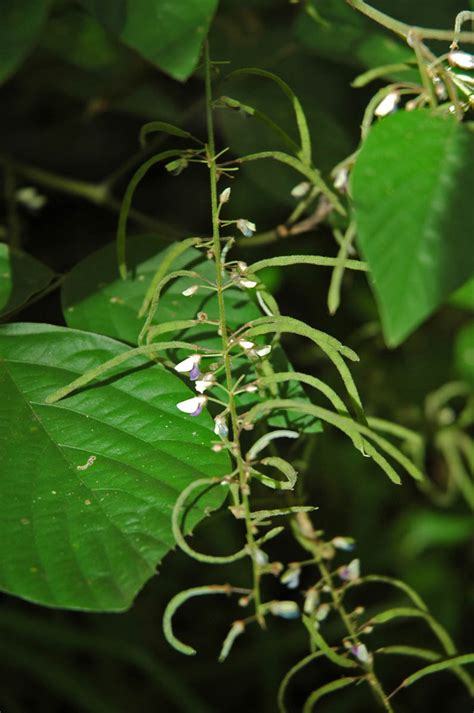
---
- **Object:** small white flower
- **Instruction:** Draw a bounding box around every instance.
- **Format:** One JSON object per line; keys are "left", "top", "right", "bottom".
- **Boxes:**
{"left": 290, "top": 181, "right": 310, "bottom": 198}
{"left": 212, "top": 443, "right": 224, "bottom": 452}
{"left": 176, "top": 395, "right": 207, "bottom": 416}
{"left": 332, "top": 536, "right": 355, "bottom": 552}
{"left": 280, "top": 567, "right": 301, "bottom": 590}
{"left": 174, "top": 354, "right": 201, "bottom": 373}
{"left": 315, "top": 603, "right": 330, "bottom": 621}
{"left": 448, "top": 50, "right": 474, "bottom": 70}
{"left": 182, "top": 285, "right": 199, "bottom": 297}
{"left": 195, "top": 373, "right": 215, "bottom": 393}
{"left": 214, "top": 415, "right": 229, "bottom": 438}
{"left": 236, "top": 261, "right": 248, "bottom": 273}
{"left": 351, "top": 643, "right": 370, "bottom": 664}
{"left": 333, "top": 167, "right": 349, "bottom": 192}
{"left": 16, "top": 186, "right": 47, "bottom": 211}
{"left": 219, "top": 186, "right": 231, "bottom": 203}
{"left": 239, "top": 339, "right": 255, "bottom": 350}
{"left": 338, "top": 558, "right": 360, "bottom": 582}
{"left": 239, "top": 278, "right": 257, "bottom": 289}
{"left": 254, "top": 344, "right": 272, "bottom": 358}
{"left": 270, "top": 601, "right": 300, "bottom": 619}
{"left": 303, "top": 587, "right": 319, "bottom": 615}
{"left": 236, "top": 219, "right": 256, "bottom": 237}
{"left": 254, "top": 548, "right": 268, "bottom": 566}
{"left": 374, "top": 91, "right": 399, "bottom": 117}
{"left": 244, "top": 383, "right": 258, "bottom": 393}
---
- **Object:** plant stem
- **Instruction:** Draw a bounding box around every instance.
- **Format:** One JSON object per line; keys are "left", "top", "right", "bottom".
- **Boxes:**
{"left": 293, "top": 516, "right": 394, "bottom": 712}
{"left": 0, "top": 155, "right": 183, "bottom": 240}
{"left": 204, "top": 41, "right": 264, "bottom": 624}
{"left": 347, "top": 0, "right": 474, "bottom": 43}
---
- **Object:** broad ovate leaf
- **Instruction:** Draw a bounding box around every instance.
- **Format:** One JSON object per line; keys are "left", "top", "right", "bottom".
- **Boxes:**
{"left": 0, "top": 323, "right": 228, "bottom": 611}
{"left": 79, "top": 0, "right": 219, "bottom": 81}
{"left": 352, "top": 110, "right": 474, "bottom": 346}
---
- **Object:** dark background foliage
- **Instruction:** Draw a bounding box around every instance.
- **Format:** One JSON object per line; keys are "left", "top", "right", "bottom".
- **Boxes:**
{"left": 0, "top": 1, "right": 472, "bottom": 711}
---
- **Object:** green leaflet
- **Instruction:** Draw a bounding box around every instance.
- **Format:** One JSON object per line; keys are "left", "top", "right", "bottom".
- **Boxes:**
{"left": 302, "top": 615, "right": 358, "bottom": 669}
{"left": 0, "top": 323, "right": 228, "bottom": 611}
{"left": 225, "top": 68, "right": 312, "bottom": 165}
{"left": 302, "top": 676, "right": 358, "bottom": 713}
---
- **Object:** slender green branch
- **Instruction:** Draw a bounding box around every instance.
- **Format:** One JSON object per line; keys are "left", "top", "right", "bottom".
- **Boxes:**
{"left": 347, "top": 0, "right": 474, "bottom": 43}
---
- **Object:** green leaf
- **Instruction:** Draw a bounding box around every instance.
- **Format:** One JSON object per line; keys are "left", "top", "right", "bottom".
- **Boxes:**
{"left": 302, "top": 615, "right": 358, "bottom": 668}
{"left": 0, "top": 323, "right": 228, "bottom": 611}
{"left": 0, "top": 244, "right": 56, "bottom": 318}
{"left": 302, "top": 677, "right": 358, "bottom": 713}
{"left": 455, "top": 322, "right": 474, "bottom": 386}
{"left": 79, "top": 0, "right": 219, "bottom": 81}
{"left": 352, "top": 111, "right": 474, "bottom": 346}
{"left": 0, "top": 0, "right": 51, "bottom": 84}
{"left": 398, "top": 654, "right": 474, "bottom": 693}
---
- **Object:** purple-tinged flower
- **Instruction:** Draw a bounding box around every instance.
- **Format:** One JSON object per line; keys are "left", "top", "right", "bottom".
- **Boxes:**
{"left": 351, "top": 643, "right": 370, "bottom": 664}
{"left": 174, "top": 354, "right": 201, "bottom": 381}
{"left": 236, "top": 219, "right": 256, "bottom": 237}
{"left": 338, "top": 558, "right": 360, "bottom": 582}
{"left": 176, "top": 395, "right": 207, "bottom": 416}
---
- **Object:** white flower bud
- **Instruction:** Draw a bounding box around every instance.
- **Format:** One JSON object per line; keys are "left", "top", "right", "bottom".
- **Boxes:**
{"left": 374, "top": 91, "right": 399, "bottom": 117}
{"left": 448, "top": 50, "right": 474, "bottom": 70}
{"left": 219, "top": 186, "right": 231, "bottom": 203}
{"left": 182, "top": 285, "right": 199, "bottom": 297}
{"left": 236, "top": 219, "right": 256, "bottom": 237}
{"left": 270, "top": 601, "right": 300, "bottom": 619}
{"left": 290, "top": 181, "right": 310, "bottom": 198}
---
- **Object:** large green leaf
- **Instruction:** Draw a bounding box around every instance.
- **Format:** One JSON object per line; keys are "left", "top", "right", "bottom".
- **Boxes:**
{"left": 0, "top": 323, "right": 228, "bottom": 611}
{"left": 351, "top": 111, "right": 474, "bottom": 347}
{"left": 79, "top": 0, "right": 219, "bottom": 81}
{"left": 62, "top": 236, "right": 321, "bottom": 433}
{"left": 0, "top": 0, "right": 51, "bottom": 84}
{"left": 0, "top": 244, "right": 56, "bottom": 318}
